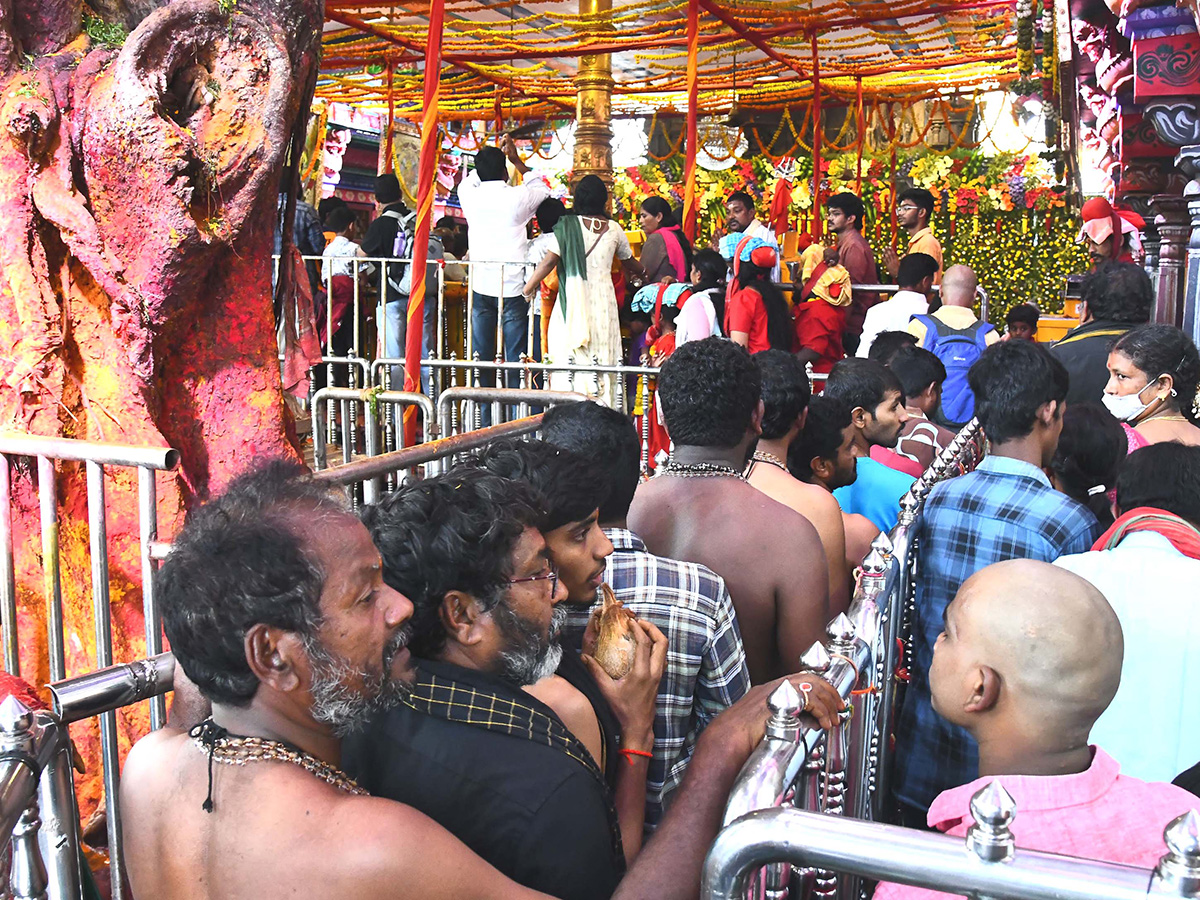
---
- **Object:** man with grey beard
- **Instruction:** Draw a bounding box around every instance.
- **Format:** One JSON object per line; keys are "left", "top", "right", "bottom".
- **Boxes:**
{"left": 348, "top": 467, "right": 663, "bottom": 900}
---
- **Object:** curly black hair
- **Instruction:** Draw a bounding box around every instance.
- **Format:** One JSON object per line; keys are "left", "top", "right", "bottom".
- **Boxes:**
{"left": 157, "top": 459, "right": 348, "bottom": 707}
{"left": 789, "top": 396, "right": 853, "bottom": 482}
{"left": 1112, "top": 324, "right": 1200, "bottom": 425}
{"left": 541, "top": 401, "right": 641, "bottom": 522}
{"left": 1080, "top": 261, "right": 1153, "bottom": 324}
{"left": 657, "top": 337, "right": 762, "bottom": 448}
{"left": 361, "top": 468, "right": 543, "bottom": 659}
{"left": 463, "top": 437, "right": 608, "bottom": 531}
{"left": 756, "top": 348, "right": 811, "bottom": 440}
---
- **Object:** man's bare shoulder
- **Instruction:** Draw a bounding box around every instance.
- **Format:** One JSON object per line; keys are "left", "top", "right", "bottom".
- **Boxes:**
{"left": 748, "top": 468, "right": 842, "bottom": 525}
{"left": 124, "top": 729, "right": 547, "bottom": 900}
{"left": 306, "top": 791, "right": 553, "bottom": 899}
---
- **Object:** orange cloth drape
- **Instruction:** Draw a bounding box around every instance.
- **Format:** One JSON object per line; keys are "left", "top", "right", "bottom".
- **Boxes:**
{"left": 404, "top": 0, "right": 446, "bottom": 441}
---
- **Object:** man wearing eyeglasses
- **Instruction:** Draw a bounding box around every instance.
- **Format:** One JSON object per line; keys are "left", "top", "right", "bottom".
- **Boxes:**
{"left": 346, "top": 467, "right": 664, "bottom": 900}
{"left": 884, "top": 188, "right": 942, "bottom": 286}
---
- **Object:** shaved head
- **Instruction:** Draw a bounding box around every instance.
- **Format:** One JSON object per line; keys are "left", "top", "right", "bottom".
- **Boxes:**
{"left": 931, "top": 559, "right": 1123, "bottom": 750}
{"left": 940, "top": 265, "right": 978, "bottom": 308}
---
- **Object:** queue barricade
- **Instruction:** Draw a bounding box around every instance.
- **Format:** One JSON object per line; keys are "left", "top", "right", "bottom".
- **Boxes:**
{"left": 309, "top": 388, "right": 435, "bottom": 503}
{"left": 703, "top": 800, "right": 1200, "bottom": 900}
{"left": 717, "top": 420, "right": 987, "bottom": 900}
{"left": 0, "top": 433, "right": 182, "bottom": 900}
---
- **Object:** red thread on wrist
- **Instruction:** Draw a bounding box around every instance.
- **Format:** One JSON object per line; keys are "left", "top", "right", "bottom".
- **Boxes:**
{"left": 620, "top": 748, "right": 653, "bottom": 765}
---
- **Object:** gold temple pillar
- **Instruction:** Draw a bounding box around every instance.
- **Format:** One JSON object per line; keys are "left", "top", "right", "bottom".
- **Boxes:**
{"left": 572, "top": 0, "right": 614, "bottom": 190}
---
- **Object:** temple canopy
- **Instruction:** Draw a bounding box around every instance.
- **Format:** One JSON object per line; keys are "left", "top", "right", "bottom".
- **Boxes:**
{"left": 319, "top": 0, "right": 1019, "bottom": 121}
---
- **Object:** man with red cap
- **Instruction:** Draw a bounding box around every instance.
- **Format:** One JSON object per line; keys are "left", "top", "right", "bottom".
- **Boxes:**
{"left": 1079, "top": 197, "right": 1144, "bottom": 268}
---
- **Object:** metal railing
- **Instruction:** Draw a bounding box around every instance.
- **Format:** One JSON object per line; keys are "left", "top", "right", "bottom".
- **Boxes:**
{"left": 719, "top": 419, "right": 986, "bottom": 900}
{"left": 0, "top": 654, "right": 176, "bottom": 900}
{"left": 703, "top": 792, "right": 1200, "bottom": 900}
{"left": 0, "top": 433, "right": 180, "bottom": 900}
{"left": 311, "top": 415, "right": 549, "bottom": 492}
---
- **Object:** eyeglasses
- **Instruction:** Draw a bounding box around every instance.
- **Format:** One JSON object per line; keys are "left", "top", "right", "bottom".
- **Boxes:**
{"left": 897, "top": 205, "right": 919, "bottom": 212}
{"left": 508, "top": 567, "right": 559, "bottom": 594}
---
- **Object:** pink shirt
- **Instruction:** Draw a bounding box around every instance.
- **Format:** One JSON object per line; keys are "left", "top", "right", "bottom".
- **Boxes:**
{"left": 874, "top": 748, "right": 1199, "bottom": 900}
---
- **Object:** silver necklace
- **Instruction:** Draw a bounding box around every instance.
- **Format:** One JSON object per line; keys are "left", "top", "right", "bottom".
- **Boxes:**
{"left": 191, "top": 719, "right": 368, "bottom": 806}
{"left": 659, "top": 461, "right": 747, "bottom": 480}
{"left": 750, "top": 450, "right": 788, "bottom": 471}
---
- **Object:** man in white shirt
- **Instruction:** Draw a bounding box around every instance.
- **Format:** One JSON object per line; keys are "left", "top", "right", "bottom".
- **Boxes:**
{"left": 856, "top": 252, "right": 937, "bottom": 358}
{"left": 457, "top": 135, "right": 550, "bottom": 399}
{"left": 724, "top": 190, "right": 780, "bottom": 283}
{"left": 1054, "top": 442, "right": 1200, "bottom": 785}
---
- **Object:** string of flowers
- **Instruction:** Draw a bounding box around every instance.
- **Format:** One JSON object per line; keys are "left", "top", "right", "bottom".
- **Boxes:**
{"left": 610, "top": 147, "right": 1088, "bottom": 315}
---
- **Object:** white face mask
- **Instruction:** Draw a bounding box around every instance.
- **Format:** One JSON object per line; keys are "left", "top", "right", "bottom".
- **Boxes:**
{"left": 1102, "top": 379, "right": 1162, "bottom": 423}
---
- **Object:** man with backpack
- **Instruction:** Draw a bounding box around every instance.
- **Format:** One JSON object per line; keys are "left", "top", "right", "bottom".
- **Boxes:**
{"left": 361, "top": 173, "right": 444, "bottom": 390}
{"left": 907, "top": 264, "right": 997, "bottom": 429}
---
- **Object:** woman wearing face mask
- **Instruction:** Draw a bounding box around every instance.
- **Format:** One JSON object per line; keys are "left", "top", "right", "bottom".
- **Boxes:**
{"left": 1103, "top": 324, "right": 1200, "bottom": 449}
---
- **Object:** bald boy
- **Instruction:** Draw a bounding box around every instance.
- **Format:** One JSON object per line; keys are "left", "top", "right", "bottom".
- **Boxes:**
{"left": 876, "top": 560, "right": 1198, "bottom": 900}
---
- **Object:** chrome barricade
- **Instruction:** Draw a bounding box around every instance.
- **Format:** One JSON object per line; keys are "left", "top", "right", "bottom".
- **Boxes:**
{"left": 0, "top": 655, "right": 177, "bottom": 900}
{"left": 703, "top": 795, "right": 1200, "bottom": 900}
{"left": 432, "top": 388, "right": 586, "bottom": 475}
{"left": 0, "top": 434, "right": 180, "bottom": 900}
{"left": 309, "top": 388, "right": 436, "bottom": 503}
{"left": 311, "top": 416, "right": 549, "bottom": 494}
{"left": 719, "top": 419, "right": 986, "bottom": 900}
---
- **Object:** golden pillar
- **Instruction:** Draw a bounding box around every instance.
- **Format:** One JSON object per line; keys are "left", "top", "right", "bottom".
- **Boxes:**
{"left": 572, "top": 0, "right": 614, "bottom": 190}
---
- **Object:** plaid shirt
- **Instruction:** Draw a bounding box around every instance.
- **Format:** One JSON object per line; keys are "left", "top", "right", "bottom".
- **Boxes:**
{"left": 563, "top": 528, "right": 751, "bottom": 831}
{"left": 892, "top": 455, "right": 1101, "bottom": 812}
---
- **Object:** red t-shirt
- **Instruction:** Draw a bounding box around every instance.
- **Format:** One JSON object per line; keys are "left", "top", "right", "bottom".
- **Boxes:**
{"left": 793, "top": 300, "right": 846, "bottom": 374}
{"left": 725, "top": 286, "right": 771, "bottom": 353}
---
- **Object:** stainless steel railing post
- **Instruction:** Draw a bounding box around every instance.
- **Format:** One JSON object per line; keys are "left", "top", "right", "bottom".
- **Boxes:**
{"left": 36, "top": 458, "right": 64, "bottom": 685}
{"left": 84, "top": 461, "right": 123, "bottom": 900}
{"left": 1, "top": 454, "right": 17, "bottom": 675}
{"left": 137, "top": 466, "right": 166, "bottom": 730}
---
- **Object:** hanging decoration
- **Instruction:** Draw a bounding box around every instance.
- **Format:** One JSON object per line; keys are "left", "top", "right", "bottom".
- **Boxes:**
{"left": 611, "top": 147, "right": 1085, "bottom": 314}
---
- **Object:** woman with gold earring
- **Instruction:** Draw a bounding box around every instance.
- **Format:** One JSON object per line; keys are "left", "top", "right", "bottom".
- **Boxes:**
{"left": 1103, "top": 324, "right": 1200, "bottom": 448}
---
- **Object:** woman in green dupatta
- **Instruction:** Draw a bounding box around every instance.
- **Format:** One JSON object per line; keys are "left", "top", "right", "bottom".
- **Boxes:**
{"left": 524, "top": 176, "right": 649, "bottom": 411}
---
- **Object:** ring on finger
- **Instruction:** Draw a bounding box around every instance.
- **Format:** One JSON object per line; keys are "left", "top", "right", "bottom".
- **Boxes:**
{"left": 798, "top": 681, "right": 813, "bottom": 711}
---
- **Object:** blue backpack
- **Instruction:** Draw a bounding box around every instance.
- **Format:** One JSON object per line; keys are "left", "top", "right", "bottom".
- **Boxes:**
{"left": 910, "top": 314, "right": 995, "bottom": 426}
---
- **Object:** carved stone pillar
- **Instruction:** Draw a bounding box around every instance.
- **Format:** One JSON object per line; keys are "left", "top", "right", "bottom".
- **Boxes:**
{"left": 1151, "top": 194, "right": 1190, "bottom": 327}
{"left": 572, "top": 0, "right": 614, "bottom": 192}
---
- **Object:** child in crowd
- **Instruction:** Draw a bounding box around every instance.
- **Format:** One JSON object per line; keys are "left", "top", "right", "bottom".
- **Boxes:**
{"left": 718, "top": 234, "right": 791, "bottom": 353}
{"left": 887, "top": 345, "right": 955, "bottom": 473}
{"left": 875, "top": 559, "right": 1199, "bottom": 900}
{"left": 632, "top": 282, "right": 691, "bottom": 468}
{"left": 794, "top": 247, "right": 854, "bottom": 381}
{"left": 678, "top": 248, "right": 726, "bottom": 345}
{"left": 1005, "top": 303, "right": 1040, "bottom": 341}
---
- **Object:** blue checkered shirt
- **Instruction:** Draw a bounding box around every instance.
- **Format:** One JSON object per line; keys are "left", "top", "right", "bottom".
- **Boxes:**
{"left": 892, "top": 455, "right": 1101, "bottom": 813}
{"left": 563, "top": 528, "right": 751, "bottom": 832}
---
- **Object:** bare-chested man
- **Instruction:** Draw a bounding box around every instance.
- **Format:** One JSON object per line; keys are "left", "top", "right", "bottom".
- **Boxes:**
{"left": 629, "top": 338, "right": 831, "bottom": 684}
{"left": 746, "top": 349, "right": 851, "bottom": 608}
{"left": 789, "top": 395, "right": 881, "bottom": 574}
{"left": 122, "top": 458, "right": 844, "bottom": 900}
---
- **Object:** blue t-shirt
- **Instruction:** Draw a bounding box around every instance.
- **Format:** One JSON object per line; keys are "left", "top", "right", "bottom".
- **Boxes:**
{"left": 832, "top": 457, "right": 916, "bottom": 533}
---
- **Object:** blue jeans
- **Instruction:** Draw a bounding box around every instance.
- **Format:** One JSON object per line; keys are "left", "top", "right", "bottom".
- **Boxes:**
{"left": 380, "top": 298, "right": 407, "bottom": 390}
{"left": 471, "top": 292, "right": 531, "bottom": 424}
